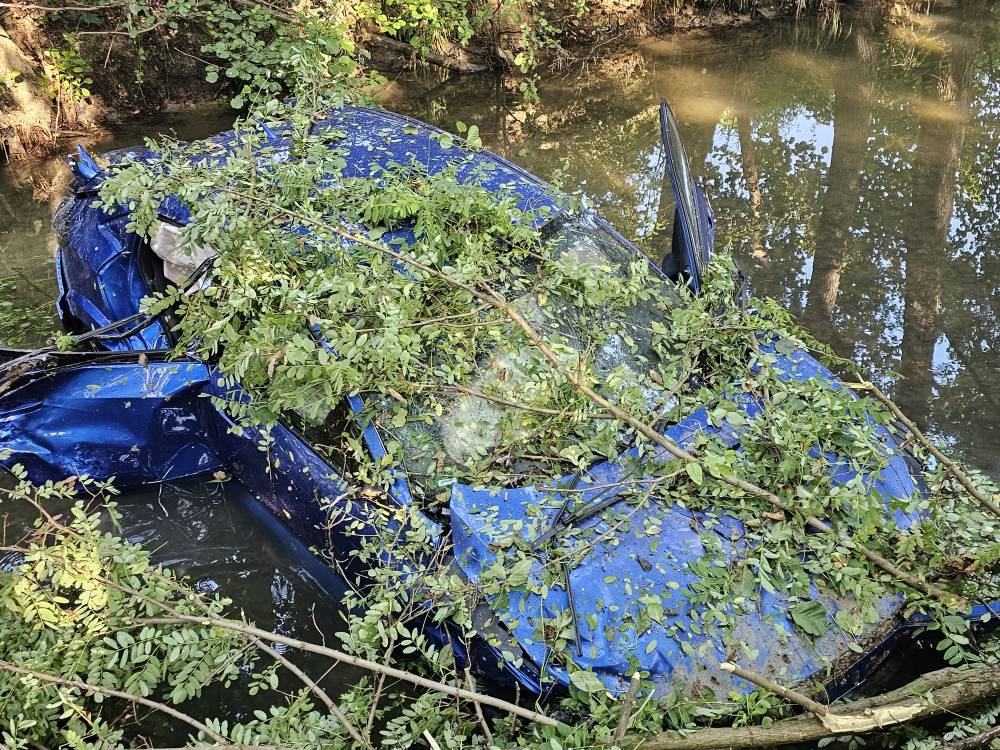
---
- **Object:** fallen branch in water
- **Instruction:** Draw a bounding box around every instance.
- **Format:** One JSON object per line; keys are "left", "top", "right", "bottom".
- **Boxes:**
{"left": 360, "top": 32, "right": 490, "bottom": 73}
{"left": 626, "top": 665, "right": 1000, "bottom": 750}
{"left": 854, "top": 380, "right": 1000, "bottom": 519}
{"left": 0, "top": 514, "right": 373, "bottom": 748}
{"left": 6, "top": 506, "right": 557, "bottom": 734}
{"left": 122, "top": 578, "right": 367, "bottom": 748}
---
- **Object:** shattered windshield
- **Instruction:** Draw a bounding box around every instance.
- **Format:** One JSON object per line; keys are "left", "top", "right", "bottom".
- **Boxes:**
{"left": 354, "top": 212, "right": 682, "bottom": 498}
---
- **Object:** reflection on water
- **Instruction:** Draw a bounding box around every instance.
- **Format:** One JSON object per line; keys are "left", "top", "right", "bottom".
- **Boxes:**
{"left": 0, "top": 1, "right": 998, "bottom": 719}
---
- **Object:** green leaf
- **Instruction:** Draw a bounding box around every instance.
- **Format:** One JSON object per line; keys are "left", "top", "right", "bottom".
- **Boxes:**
{"left": 789, "top": 601, "right": 827, "bottom": 638}
{"left": 569, "top": 669, "right": 605, "bottom": 693}
{"left": 685, "top": 463, "right": 704, "bottom": 486}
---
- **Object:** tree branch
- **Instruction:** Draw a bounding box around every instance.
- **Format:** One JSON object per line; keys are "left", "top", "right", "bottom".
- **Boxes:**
{"left": 720, "top": 661, "right": 830, "bottom": 717}
{"left": 613, "top": 673, "right": 641, "bottom": 745}
{"left": 136, "top": 614, "right": 557, "bottom": 727}
{"left": 0, "top": 659, "right": 228, "bottom": 744}
{"left": 855, "top": 380, "right": 1000, "bottom": 518}
{"left": 29, "top": 536, "right": 373, "bottom": 750}
{"left": 447, "top": 384, "right": 615, "bottom": 419}
{"left": 98, "top": 568, "right": 372, "bottom": 748}
{"left": 939, "top": 723, "right": 1000, "bottom": 750}
{"left": 625, "top": 666, "right": 1000, "bottom": 750}
{"left": 224, "top": 187, "right": 965, "bottom": 609}
{"left": 466, "top": 667, "right": 495, "bottom": 746}
{"left": 249, "top": 634, "right": 372, "bottom": 749}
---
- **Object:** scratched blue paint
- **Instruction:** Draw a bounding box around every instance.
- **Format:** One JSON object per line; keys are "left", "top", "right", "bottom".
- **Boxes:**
{"left": 2, "top": 104, "right": 993, "bottom": 701}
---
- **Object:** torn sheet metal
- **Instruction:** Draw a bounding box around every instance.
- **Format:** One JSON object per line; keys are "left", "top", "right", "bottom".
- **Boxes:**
{"left": 0, "top": 356, "right": 221, "bottom": 485}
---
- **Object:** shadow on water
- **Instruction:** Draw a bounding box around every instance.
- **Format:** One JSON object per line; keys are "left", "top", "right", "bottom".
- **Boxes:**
{"left": 120, "top": 479, "right": 368, "bottom": 725}
{"left": 0, "top": 0, "right": 999, "bottom": 732}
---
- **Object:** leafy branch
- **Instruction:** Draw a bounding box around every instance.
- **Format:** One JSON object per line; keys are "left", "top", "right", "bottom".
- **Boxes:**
{"left": 218, "top": 183, "right": 962, "bottom": 607}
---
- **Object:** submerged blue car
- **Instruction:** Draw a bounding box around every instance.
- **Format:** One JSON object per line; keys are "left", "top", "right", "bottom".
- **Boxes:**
{"left": 0, "top": 103, "right": 988, "bottom": 700}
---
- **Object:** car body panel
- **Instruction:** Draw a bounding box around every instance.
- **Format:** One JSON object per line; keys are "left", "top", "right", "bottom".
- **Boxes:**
{"left": 659, "top": 99, "right": 713, "bottom": 291}
{"left": 450, "top": 344, "right": 922, "bottom": 696}
{"left": 0, "top": 356, "right": 219, "bottom": 484}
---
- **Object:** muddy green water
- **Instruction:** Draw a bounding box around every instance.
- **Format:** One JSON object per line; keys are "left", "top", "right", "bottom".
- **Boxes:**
{"left": 0, "top": 1, "right": 997, "bottom": 729}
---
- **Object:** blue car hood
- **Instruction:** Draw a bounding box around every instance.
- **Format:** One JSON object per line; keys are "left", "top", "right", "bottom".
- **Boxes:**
{"left": 450, "top": 345, "right": 920, "bottom": 696}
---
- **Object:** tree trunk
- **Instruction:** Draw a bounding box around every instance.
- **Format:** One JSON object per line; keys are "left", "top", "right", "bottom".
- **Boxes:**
{"left": 0, "top": 16, "right": 53, "bottom": 159}
{"left": 801, "top": 8, "right": 879, "bottom": 346}
{"left": 628, "top": 666, "right": 1000, "bottom": 750}
{"left": 734, "top": 79, "right": 765, "bottom": 262}
{"left": 896, "top": 3, "right": 984, "bottom": 428}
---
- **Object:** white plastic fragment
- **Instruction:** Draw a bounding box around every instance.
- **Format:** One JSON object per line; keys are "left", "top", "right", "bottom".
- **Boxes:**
{"left": 150, "top": 221, "right": 218, "bottom": 284}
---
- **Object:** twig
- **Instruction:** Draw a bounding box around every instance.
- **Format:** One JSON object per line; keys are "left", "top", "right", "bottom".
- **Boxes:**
{"left": 365, "top": 642, "right": 393, "bottom": 736}
{"left": 613, "top": 673, "right": 641, "bottom": 745}
{"left": 422, "top": 730, "right": 443, "bottom": 750}
{"left": 465, "top": 667, "right": 494, "bottom": 746}
{"left": 449, "top": 384, "right": 615, "bottom": 419}
{"left": 10, "top": 499, "right": 356, "bottom": 750}
{"left": 41, "top": 538, "right": 370, "bottom": 748}
{"left": 222, "top": 189, "right": 965, "bottom": 609}
{"left": 136, "top": 614, "right": 558, "bottom": 726}
{"left": 563, "top": 562, "right": 582, "bottom": 657}
{"left": 720, "top": 662, "right": 830, "bottom": 717}
{"left": 855, "top": 380, "right": 1000, "bottom": 519}
{"left": 74, "top": 554, "right": 547, "bottom": 731}
{"left": 353, "top": 305, "right": 490, "bottom": 333}
{"left": 0, "top": 660, "right": 227, "bottom": 743}
{"left": 251, "top": 636, "right": 370, "bottom": 749}
{"left": 939, "top": 723, "right": 1000, "bottom": 750}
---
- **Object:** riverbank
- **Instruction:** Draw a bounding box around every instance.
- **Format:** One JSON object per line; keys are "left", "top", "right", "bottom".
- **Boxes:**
{"left": 1, "top": 0, "right": 912, "bottom": 159}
